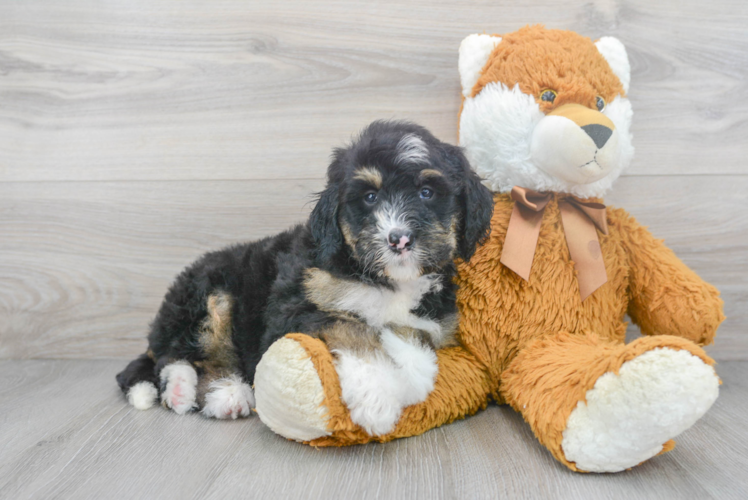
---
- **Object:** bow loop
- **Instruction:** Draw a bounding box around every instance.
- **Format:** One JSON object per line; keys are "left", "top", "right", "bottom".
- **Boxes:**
{"left": 509, "top": 186, "right": 551, "bottom": 212}
{"left": 500, "top": 186, "right": 609, "bottom": 301}
{"left": 565, "top": 198, "right": 609, "bottom": 235}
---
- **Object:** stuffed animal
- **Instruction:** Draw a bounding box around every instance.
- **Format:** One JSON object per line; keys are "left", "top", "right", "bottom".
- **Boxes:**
{"left": 253, "top": 26, "right": 725, "bottom": 473}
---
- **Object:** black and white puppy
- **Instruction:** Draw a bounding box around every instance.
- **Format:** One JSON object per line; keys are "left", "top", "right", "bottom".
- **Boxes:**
{"left": 116, "top": 120, "right": 493, "bottom": 435}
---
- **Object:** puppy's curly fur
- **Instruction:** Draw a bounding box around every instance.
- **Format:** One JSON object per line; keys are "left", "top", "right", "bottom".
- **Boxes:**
{"left": 116, "top": 121, "right": 493, "bottom": 430}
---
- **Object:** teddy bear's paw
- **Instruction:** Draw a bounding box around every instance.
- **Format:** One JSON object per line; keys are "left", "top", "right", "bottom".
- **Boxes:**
{"left": 160, "top": 361, "right": 199, "bottom": 415}
{"left": 561, "top": 347, "right": 719, "bottom": 472}
{"left": 254, "top": 337, "right": 331, "bottom": 441}
{"left": 201, "top": 374, "right": 254, "bottom": 420}
{"left": 336, "top": 352, "right": 403, "bottom": 436}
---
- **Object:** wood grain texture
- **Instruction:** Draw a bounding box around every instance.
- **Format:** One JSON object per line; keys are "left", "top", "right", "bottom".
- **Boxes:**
{"left": 1, "top": 176, "right": 745, "bottom": 360}
{"left": 0, "top": 359, "right": 746, "bottom": 499}
{"left": 0, "top": 2, "right": 746, "bottom": 359}
{"left": 1, "top": 0, "right": 746, "bottom": 182}
{"left": 0, "top": 179, "right": 322, "bottom": 359}
{"left": 1, "top": 2, "right": 745, "bottom": 498}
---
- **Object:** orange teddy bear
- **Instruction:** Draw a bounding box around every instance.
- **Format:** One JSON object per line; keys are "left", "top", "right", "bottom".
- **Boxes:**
{"left": 254, "top": 26, "right": 724, "bottom": 473}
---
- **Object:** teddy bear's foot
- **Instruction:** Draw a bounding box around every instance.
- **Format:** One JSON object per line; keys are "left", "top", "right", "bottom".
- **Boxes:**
{"left": 254, "top": 337, "right": 331, "bottom": 441}
{"left": 561, "top": 347, "right": 719, "bottom": 472}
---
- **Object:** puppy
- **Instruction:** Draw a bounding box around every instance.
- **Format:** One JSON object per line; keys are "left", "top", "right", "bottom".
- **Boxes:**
{"left": 116, "top": 120, "right": 493, "bottom": 436}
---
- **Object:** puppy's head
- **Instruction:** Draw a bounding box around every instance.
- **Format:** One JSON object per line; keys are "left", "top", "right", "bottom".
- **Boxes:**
{"left": 310, "top": 121, "right": 493, "bottom": 282}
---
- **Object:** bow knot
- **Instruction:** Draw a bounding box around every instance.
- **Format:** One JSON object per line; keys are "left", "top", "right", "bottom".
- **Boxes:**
{"left": 500, "top": 186, "right": 609, "bottom": 301}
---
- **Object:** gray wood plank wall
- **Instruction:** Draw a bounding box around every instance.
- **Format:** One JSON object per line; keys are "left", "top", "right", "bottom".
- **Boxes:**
{"left": 1, "top": 0, "right": 746, "bottom": 361}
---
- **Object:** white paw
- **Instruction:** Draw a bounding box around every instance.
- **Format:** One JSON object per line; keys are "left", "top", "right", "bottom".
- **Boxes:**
{"left": 381, "top": 329, "right": 438, "bottom": 407}
{"left": 160, "top": 361, "right": 198, "bottom": 415}
{"left": 254, "top": 338, "right": 331, "bottom": 441}
{"left": 127, "top": 381, "right": 158, "bottom": 410}
{"left": 335, "top": 351, "right": 403, "bottom": 436}
{"left": 201, "top": 375, "right": 254, "bottom": 420}
{"left": 562, "top": 348, "right": 719, "bottom": 472}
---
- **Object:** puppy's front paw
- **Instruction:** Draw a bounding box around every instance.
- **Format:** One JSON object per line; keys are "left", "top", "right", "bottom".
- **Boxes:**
{"left": 381, "top": 329, "right": 438, "bottom": 407}
{"left": 201, "top": 375, "right": 255, "bottom": 420}
{"left": 335, "top": 352, "right": 403, "bottom": 436}
{"left": 160, "top": 361, "right": 198, "bottom": 415}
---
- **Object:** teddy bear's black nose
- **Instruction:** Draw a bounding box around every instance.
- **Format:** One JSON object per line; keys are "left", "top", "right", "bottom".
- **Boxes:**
{"left": 581, "top": 124, "right": 613, "bottom": 149}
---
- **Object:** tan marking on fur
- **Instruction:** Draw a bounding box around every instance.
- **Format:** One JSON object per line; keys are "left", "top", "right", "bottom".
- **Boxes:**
{"left": 194, "top": 292, "right": 241, "bottom": 407}
{"left": 448, "top": 216, "right": 458, "bottom": 252}
{"left": 417, "top": 217, "right": 458, "bottom": 273}
{"left": 340, "top": 219, "right": 359, "bottom": 255}
{"left": 436, "top": 313, "right": 460, "bottom": 348}
{"left": 353, "top": 167, "right": 382, "bottom": 189}
{"left": 303, "top": 268, "right": 354, "bottom": 313}
{"left": 146, "top": 349, "right": 156, "bottom": 362}
{"left": 385, "top": 313, "right": 459, "bottom": 349}
{"left": 319, "top": 320, "right": 382, "bottom": 356}
{"left": 419, "top": 169, "right": 443, "bottom": 179}
{"left": 198, "top": 292, "right": 239, "bottom": 373}
{"left": 386, "top": 324, "right": 434, "bottom": 349}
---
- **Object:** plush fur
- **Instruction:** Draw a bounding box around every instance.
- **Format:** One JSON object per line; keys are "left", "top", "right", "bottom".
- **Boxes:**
{"left": 458, "top": 27, "right": 635, "bottom": 198}
{"left": 251, "top": 27, "right": 725, "bottom": 474}
{"left": 116, "top": 120, "right": 493, "bottom": 434}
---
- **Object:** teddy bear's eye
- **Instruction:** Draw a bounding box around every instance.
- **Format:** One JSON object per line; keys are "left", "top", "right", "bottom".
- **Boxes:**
{"left": 596, "top": 96, "right": 606, "bottom": 112}
{"left": 540, "top": 89, "right": 557, "bottom": 103}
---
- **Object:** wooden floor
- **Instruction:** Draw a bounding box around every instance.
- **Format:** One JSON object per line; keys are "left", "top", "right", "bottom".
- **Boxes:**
{"left": 0, "top": 359, "right": 746, "bottom": 500}
{"left": 2, "top": 1, "right": 747, "bottom": 498}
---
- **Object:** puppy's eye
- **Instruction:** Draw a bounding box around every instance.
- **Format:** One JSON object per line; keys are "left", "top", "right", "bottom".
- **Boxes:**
{"left": 364, "top": 192, "right": 378, "bottom": 204}
{"left": 420, "top": 187, "right": 434, "bottom": 200}
{"left": 596, "top": 96, "right": 606, "bottom": 112}
{"left": 540, "top": 89, "right": 557, "bottom": 103}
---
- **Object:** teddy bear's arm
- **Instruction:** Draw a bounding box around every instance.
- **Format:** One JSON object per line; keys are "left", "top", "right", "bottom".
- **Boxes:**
{"left": 611, "top": 208, "right": 725, "bottom": 345}
{"left": 255, "top": 334, "right": 496, "bottom": 445}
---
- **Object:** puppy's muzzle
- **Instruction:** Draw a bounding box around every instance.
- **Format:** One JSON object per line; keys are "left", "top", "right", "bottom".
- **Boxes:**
{"left": 388, "top": 229, "right": 414, "bottom": 254}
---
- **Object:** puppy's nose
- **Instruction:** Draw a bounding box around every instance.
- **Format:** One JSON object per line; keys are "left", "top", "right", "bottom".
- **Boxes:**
{"left": 388, "top": 230, "right": 414, "bottom": 252}
{"left": 581, "top": 124, "right": 613, "bottom": 149}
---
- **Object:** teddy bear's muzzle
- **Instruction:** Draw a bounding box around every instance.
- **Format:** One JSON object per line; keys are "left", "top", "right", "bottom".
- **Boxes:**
{"left": 530, "top": 103, "right": 620, "bottom": 185}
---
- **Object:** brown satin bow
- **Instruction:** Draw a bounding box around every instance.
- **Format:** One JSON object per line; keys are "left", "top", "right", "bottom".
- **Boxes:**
{"left": 499, "top": 186, "right": 609, "bottom": 301}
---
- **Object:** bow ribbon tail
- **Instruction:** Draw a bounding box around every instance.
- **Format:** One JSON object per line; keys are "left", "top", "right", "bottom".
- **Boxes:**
{"left": 559, "top": 200, "right": 608, "bottom": 301}
{"left": 500, "top": 203, "right": 545, "bottom": 280}
{"left": 500, "top": 186, "right": 551, "bottom": 281}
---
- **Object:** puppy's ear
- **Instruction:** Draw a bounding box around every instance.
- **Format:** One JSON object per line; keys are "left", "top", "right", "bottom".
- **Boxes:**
{"left": 445, "top": 145, "right": 494, "bottom": 261}
{"left": 309, "top": 181, "right": 342, "bottom": 263}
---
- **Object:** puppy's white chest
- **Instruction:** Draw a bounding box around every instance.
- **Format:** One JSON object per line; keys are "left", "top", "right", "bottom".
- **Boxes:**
{"left": 341, "top": 275, "right": 437, "bottom": 327}
{"left": 304, "top": 269, "right": 441, "bottom": 334}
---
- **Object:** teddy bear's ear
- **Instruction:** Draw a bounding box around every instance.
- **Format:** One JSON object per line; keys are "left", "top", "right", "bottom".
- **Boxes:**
{"left": 595, "top": 37, "right": 631, "bottom": 94}
{"left": 459, "top": 34, "right": 502, "bottom": 98}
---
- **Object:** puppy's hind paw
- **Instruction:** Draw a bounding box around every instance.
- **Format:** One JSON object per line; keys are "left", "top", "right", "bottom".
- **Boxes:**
{"left": 160, "top": 361, "right": 198, "bottom": 415}
{"left": 127, "top": 381, "right": 158, "bottom": 410}
{"left": 201, "top": 375, "right": 255, "bottom": 420}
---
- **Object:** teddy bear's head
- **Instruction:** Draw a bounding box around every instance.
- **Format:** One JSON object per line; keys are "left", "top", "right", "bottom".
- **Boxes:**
{"left": 458, "top": 26, "right": 634, "bottom": 198}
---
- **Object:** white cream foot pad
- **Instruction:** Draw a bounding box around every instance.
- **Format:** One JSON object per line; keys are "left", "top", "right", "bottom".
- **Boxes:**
{"left": 561, "top": 348, "right": 719, "bottom": 472}
{"left": 254, "top": 337, "right": 331, "bottom": 441}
